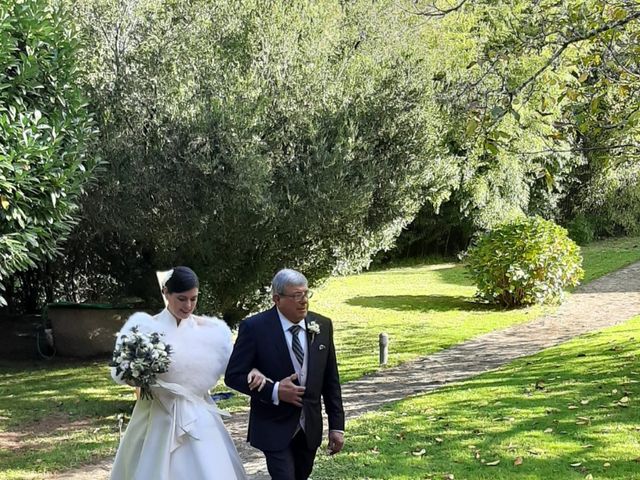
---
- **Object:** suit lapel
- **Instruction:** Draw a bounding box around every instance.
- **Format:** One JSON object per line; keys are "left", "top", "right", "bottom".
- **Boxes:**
{"left": 268, "top": 306, "right": 295, "bottom": 373}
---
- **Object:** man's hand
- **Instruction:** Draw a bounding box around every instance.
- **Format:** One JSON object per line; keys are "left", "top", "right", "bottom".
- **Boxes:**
{"left": 277, "top": 373, "right": 305, "bottom": 407}
{"left": 328, "top": 430, "right": 344, "bottom": 455}
{"left": 247, "top": 368, "right": 271, "bottom": 391}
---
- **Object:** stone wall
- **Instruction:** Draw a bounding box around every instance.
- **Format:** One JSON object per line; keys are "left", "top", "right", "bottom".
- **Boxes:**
{"left": 48, "top": 306, "right": 139, "bottom": 357}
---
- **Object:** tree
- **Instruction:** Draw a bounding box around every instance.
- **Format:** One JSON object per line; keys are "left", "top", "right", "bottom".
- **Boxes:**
{"left": 0, "top": 0, "right": 97, "bottom": 308}
{"left": 408, "top": 0, "right": 640, "bottom": 155}
{"left": 65, "top": 0, "right": 452, "bottom": 322}
{"left": 386, "top": 0, "right": 640, "bottom": 258}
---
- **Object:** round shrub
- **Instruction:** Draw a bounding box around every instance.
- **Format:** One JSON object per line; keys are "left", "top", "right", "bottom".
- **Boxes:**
{"left": 464, "top": 216, "right": 584, "bottom": 307}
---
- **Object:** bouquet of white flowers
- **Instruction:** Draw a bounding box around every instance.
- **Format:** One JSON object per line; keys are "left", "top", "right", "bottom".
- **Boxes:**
{"left": 110, "top": 326, "right": 172, "bottom": 399}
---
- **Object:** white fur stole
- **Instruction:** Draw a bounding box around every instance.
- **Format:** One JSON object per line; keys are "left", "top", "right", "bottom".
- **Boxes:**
{"left": 111, "top": 311, "right": 232, "bottom": 396}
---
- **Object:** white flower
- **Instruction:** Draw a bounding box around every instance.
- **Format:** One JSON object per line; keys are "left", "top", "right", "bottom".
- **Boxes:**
{"left": 307, "top": 321, "right": 320, "bottom": 335}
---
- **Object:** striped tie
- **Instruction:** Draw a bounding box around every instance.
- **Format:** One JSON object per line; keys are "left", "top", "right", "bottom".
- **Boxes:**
{"left": 289, "top": 325, "right": 304, "bottom": 366}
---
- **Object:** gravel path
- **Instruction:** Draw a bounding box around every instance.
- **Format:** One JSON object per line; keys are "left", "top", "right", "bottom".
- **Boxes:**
{"left": 46, "top": 261, "right": 640, "bottom": 480}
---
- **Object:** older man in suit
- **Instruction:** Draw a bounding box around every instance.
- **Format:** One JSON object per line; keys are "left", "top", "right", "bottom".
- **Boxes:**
{"left": 225, "top": 268, "right": 345, "bottom": 480}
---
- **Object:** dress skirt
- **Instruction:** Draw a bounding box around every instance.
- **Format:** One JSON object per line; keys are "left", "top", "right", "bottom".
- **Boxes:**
{"left": 110, "top": 396, "right": 245, "bottom": 480}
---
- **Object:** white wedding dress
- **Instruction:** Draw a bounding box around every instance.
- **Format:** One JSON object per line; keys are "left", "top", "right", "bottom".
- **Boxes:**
{"left": 110, "top": 309, "right": 246, "bottom": 480}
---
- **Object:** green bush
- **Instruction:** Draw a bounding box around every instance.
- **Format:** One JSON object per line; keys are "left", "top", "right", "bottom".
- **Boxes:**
{"left": 566, "top": 214, "right": 596, "bottom": 245}
{"left": 464, "top": 216, "right": 584, "bottom": 307}
{"left": 0, "top": 0, "right": 97, "bottom": 307}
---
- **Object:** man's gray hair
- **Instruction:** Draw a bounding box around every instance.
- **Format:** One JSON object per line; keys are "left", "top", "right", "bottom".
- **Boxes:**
{"left": 272, "top": 268, "right": 308, "bottom": 295}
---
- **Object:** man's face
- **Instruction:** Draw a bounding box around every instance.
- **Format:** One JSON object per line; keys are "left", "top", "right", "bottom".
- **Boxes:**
{"left": 273, "top": 284, "right": 309, "bottom": 323}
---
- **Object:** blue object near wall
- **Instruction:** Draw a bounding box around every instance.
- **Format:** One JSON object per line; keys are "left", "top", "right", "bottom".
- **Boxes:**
{"left": 211, "top": 391, "right": 235, "bottom": 402}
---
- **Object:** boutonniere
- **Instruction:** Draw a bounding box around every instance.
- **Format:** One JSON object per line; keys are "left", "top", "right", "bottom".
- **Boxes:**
{"left": 307, "top": 320, "right": 320, "bottom": 343}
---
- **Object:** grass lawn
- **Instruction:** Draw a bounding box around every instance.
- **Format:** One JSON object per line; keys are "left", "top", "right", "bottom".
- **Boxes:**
{"left": 580, "top": 235, "right": 640, "bottom": 283}
{"left": 313, "top": 316, "right": 640, "bottom": 479}
{"left": 313, "top": 262, "right": 544, "bottom": 383}
{"left": 0, "top": 235, "right": 638, "bottom": 477}
{"left": 317, "top": 234, "right": 640, "bottom": 384}
{"left": 0, "top": 361, "right": 132, "bottom": 479}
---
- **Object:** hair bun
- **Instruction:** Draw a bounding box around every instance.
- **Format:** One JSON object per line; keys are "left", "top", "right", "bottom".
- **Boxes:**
{"left": 164, "top": 266, "right": 199, "bottom": 293}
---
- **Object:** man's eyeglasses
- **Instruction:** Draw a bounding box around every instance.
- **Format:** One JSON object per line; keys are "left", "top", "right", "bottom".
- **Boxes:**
{"left": 279, "top": 290, "right": 313, "bottom": 301}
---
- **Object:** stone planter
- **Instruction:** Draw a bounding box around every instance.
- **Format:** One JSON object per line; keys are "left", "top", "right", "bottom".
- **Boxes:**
{"left": 46, "top": 303, "right": 143, "bottom": 357}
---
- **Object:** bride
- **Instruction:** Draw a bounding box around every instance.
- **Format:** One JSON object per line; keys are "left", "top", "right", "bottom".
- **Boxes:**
{"left": 110, "top": 266, "right": 263, "bottom": 480}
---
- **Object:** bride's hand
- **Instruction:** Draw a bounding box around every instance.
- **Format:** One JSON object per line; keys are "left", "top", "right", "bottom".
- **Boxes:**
{"left": 247, "top": 368, "right": 271, "bottom": 391}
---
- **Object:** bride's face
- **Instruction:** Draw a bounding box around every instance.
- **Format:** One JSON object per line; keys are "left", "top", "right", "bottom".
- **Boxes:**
{"left": 165, "top": 287, "right": 199, "bottom": 320}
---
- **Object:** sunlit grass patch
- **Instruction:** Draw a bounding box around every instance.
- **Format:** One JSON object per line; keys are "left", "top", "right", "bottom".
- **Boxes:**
{"left": 0, "top": 360, "right": 130, "bottom": 478}
{"left": 314, "top": 316, "right": 640, "bottom": 479}
{"left": 581, "top": 235, "right": 640, "bottom": 283}
{"left": 314, "top": 262, "right": 544, "bottom": 382}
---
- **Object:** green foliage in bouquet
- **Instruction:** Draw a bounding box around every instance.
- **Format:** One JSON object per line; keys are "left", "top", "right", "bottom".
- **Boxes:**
{"left": 110, "top": 327, "right": 172, "bottom": 400}
{"left": 0, "top": 0, "right": 97, "bottom": 306}
{"left": 464, "top": 216, "right": 584, "bottom": 307}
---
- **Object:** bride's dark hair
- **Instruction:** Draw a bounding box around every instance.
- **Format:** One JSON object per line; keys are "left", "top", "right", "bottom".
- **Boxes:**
{"left": 164, "top": 266, "right": 199, "bottom": 293}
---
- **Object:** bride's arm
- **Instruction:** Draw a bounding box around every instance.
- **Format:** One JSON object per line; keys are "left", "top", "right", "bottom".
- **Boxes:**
{"left": 247, "top": 368, "right": 272, "bottom": 391}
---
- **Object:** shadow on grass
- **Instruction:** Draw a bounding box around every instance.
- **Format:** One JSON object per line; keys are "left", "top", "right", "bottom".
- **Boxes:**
{"left": 0, "top": 427, "right": 118, "bottom": 474}
{"left": 363, "top": 262, "right": 476, "bottom": 287}
{"left": 346, "top": 294, "right": 501, "bottom": 313}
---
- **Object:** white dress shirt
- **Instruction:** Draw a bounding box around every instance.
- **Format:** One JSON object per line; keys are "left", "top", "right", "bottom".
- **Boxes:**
{"left": 271, "top": 308, "right": 308, "bottom": 405}
{"left": 271, "top": 309, "right": 344, "bottom": 438}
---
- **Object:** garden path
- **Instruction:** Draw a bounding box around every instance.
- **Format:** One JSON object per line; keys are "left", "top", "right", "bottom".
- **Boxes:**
{"left": 47, "top": 261, "right": 640, "bottom": 480}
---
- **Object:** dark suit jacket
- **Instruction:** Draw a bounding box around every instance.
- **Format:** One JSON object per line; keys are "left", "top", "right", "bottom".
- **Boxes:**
{"left": 225, "top": 306, "right": 344, "bottom": 451}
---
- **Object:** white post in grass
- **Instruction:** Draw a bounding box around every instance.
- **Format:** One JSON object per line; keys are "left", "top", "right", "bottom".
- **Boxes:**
{"left": 379, "top": 332, "right": 389, "bottom": 365}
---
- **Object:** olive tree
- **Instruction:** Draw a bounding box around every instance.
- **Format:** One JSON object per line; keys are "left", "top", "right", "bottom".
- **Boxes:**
{"left": 68, "top": 0, "right": 450, "bottom": 321}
